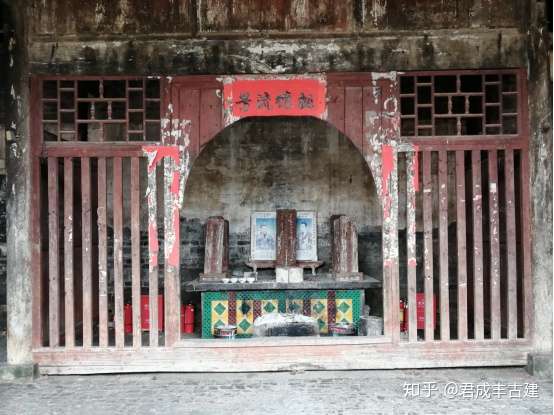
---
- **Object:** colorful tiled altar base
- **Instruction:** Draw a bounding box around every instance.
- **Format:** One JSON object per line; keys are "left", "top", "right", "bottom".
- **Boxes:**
{"left": 201, "top": 290, "right": 362, "bottom": 338}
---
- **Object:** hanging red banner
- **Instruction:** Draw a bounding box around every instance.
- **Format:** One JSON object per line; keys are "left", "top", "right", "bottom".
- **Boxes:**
{"left": 222, "top": 77, "right": 327, "bottom": 123}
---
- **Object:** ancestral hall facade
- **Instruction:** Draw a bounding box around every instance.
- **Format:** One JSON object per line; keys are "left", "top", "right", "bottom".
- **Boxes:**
{"left": 1, "top": 1, "right": 552, "bottom": 374}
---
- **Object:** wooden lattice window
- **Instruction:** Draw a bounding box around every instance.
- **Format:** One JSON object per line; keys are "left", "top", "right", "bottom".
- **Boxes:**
{"left": 41, "top": 78, "right": 161, "bottom": 142}
{"left": 399, "top": 70, "right": 521, "bottom": 138}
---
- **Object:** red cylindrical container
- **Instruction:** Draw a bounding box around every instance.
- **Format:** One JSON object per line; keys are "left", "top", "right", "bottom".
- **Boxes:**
{"left": 124, "top": 304, "right": 133, "bottom": 335}
{"left": 180, "top": 305, "right": 185, "bottom": 333}
{"left": 399, "top": 300, "right": 406, "bottom": 332}
{"left": 140, "top": 294, "right": 164, "bottom": 331}
{"left": 416, "top": 293, "right": 436, "bottom": 330}
{"left": 183, "top": 304, "right": 195, "bottom": 334}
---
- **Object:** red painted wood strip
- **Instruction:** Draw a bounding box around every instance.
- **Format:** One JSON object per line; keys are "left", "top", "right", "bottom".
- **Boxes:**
{"left": 326, "top": 73, "right": 373, "bottom": 85}
{"left": 178, "top": 87, "right": 200, "bottom": 158}
{"left": 327, "top": 290, "right": 336, "bottom": 325}
{"left": 362, "top": 85, "right": 381, "bottom": 161}
{"left": 327, "top": 86, "right": 345, "bottom": 136}
{"left": 131, "top": 157, "right": 141, "bottom": 348}
{"left": 382, "top": 265, "right": 393, "bottom": 341}
{"left": 81, "top": 157, "right": 93, "bottom": 347}
{"left": 518, "top": 73, "right": 533, "bottom": 340}
{"left": 169, "top": 75, "right": 222, "bottom": 88}
{"left": 31, "top": 78, "right": 44, "bottom": 348}
{"left": 303, "top": 298, "right": 311, "bottom": 317}
{"left": 377, "top": 78, "right": 399, "bottom": 143}
{"left": 390, "top": 207, "right": 401, "bottom": 342}
{"left": 97, "top": 158, "right": 108, "bottom": 347}
{"left": 408, "top": 139, "right": 525, "bottom": 151}
{"left": 160, "top": 76, "right": 171, "bottom": 131}
{"left": 488, "top": 150, "right": 501, "bottom": 340}
{"left": 504, "top": 149, "right": 518, "bottom": 339}
{"left": 344, "top": 87, "right": 363, "bottom": 153}
{"left": 164, "top": 157, "right": 180, "bottom": 346}
{"left": 456, "top": 150, "right": 468, "bottom": 340}
{"left": 422, "top": 151, "right": 434, "bottom": 341}
{"left": 47, "top": 157, "right": 60, "bottom": 347}
{"left": 378, "top": 76, "right": 400, "bottom": 342}
{"left": 382, "top": 165, "right": 400, "bottom": 344}
{"left": 113, "top": 157, "right": 124, "bottom": 347}
{"left": 406, "top": 151, "right": 418, "bottom": 342}
{"left": 228, "top": 292, "right": 236, "bottom": 326}
{"left": 438, "top": 150, "right": 450, "bottom": 341}
{"left": 253, "top": 300, "right": 262, "bottom": 321}
{"left": 31, "top": 154, "right": 44, "bottom": 347}
{"left": 472, "top": 150, "right": 484, "bottom": 340}
{"left": 520, "top": 149, "right": 533, "bottom": 339}
{"left": 199, "top": 88, "right": 222, "bottom": 150}
{"left": 147, "top": 165, "right": 159, "bottom": 347}
{"left": 42, "top": 143, "right": 144, "bottom": 158}
{"left": 63, "top": 157, "right": 75, "bottom": 347}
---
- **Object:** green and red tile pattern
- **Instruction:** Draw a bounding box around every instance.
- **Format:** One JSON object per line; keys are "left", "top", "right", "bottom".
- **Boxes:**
{"left": 201, "top": 290, "right": 362, "bottom": 338}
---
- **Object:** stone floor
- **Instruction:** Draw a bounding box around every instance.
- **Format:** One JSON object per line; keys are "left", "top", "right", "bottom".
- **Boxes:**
{"left": 0, "top": 366, "right": 551, "bottom": 414}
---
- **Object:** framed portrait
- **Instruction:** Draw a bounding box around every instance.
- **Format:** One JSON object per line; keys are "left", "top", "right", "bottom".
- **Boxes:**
{"left": 250, "top": 212, "right": 277, "bottom": 261}
{"left": 296, "top": 211, "right": 317, "bottom": 261}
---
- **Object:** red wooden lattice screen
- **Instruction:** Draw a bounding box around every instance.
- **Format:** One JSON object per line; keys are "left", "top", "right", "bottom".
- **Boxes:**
{"left": 30, "top": 70, "right": 532, "bottom": 356}
{"left": 397, "top": 70, "right": 531, "bottom": 342}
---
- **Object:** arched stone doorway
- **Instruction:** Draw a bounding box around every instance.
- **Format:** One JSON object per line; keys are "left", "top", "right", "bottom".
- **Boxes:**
{"left": 181, "top": 116, "right": 384, "bottom": 331}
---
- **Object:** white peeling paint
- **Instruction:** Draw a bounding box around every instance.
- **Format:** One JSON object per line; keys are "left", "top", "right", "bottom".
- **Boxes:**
{"left": 372, "top": 72, "right": 397, "bottom": 82}
{"left": 369, "top": 0, "right": 387, "bottom": 27}
{"left": 246, "top": 42, "right": 302, "bottom": 56}
{"left": 10, "top": 143, "right": 17, "bottom": 159}
{"left": 383, "top": 96, "right": 398, "bottom": 114}
{"left": 94, "top": 3, "right": 106, "bottom": 26}
{"left": 372, "top": 87, "right": 380, "bottom": 105}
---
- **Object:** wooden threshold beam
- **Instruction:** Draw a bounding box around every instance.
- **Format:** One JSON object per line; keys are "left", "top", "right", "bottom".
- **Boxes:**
{"left": 34, "top": 341, "right": 532, "bottom": 375}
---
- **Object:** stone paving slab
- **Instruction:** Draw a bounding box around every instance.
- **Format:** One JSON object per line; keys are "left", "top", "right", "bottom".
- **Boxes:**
{"left": 0, "top": 367, "right": 551, "bottom": 414}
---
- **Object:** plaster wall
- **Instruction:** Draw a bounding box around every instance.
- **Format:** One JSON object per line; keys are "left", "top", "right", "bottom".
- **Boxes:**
{"left": 181, "top": 116, "right": 382, "bottom": 277}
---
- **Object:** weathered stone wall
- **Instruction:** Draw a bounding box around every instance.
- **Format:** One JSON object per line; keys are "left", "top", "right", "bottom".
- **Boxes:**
{"left": 28, "top": 0, "right": 523, "bottom": 36}
{"left": 25, "top": 1, "right": 528, "bottom": 76}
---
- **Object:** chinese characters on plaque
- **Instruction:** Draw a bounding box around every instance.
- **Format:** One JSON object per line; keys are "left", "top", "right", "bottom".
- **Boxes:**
{"left": 224, "top": 78, "right": 326, "bottom": 120}
{"left": 235, "top": 90, "right": 314, "bottom": 113}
